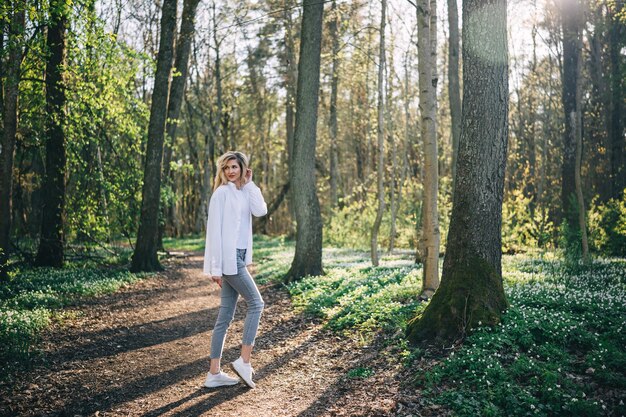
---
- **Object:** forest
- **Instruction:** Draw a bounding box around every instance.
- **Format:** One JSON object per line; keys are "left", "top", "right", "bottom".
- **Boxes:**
{"left": 0, "top": 0, "right": 624, "bottom": 415}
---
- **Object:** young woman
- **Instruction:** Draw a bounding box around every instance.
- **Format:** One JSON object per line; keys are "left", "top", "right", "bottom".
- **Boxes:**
{"left": 203, "top": 151, "right": 267, "bottom": 389}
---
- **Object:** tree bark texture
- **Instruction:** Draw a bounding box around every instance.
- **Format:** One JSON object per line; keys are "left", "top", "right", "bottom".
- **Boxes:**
{"left": 130, "top": 0, "right": 177, "bottom": 272}
{"left": 560, "top": 0, "right": 582, "bottom": 230}
{"left": 0, "top": 1, "right": 25, "bottom": 268}
{"left": 407, "top": 0, "right": 509, "bottom": 345}
{"left": 370, "top": 0, "right": 386, "bottom": 267}
{"left": 447, "top": 0, "right": 461, "bottom": 192}
{"left": 417, "top": 0, "right": 440, "bottom": 298}
{"left": 35, "top": 0, "right": 69, "bottom": 267}
{"left": 284, "top": 0, "right": 324, "bottom": 282}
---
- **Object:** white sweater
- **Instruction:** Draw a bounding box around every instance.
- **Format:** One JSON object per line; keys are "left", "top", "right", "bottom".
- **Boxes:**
{"left": 203, "top": 181, "right": 268, "bottom": 277}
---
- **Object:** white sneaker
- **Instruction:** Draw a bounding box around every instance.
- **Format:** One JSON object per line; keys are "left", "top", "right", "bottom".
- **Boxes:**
{"left": 203, "top": 371, "right": 240, "bottom": 388}
{"left": 231, "top": 357, "right": 256, "bottom": 388}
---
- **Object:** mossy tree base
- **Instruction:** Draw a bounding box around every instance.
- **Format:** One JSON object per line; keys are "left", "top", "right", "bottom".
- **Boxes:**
{"left": 407, "top": 0, "right": 509, "bottom": 347}
{"left": 407, "top": 256, "right": 508, "bottom": 346}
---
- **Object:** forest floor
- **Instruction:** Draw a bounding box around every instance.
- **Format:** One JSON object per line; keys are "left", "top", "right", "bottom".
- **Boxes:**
{"left": 0, "top": 253, "right": 441, "bottom": 417}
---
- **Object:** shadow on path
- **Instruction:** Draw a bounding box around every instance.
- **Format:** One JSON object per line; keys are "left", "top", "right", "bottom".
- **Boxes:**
{"left": 54, "top": 293, "right": 315, "bottom": 416}
{"left": 48, "top": 307, "right": 219, "bottom": 362}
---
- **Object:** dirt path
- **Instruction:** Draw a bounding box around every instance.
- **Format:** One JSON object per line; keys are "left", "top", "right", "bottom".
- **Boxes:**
{"left": 0, "top": 255, "right": 434, "bottom": 417}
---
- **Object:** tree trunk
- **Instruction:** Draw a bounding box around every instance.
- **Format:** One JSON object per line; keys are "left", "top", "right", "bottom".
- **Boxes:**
{"left": 407, "top": 0, "right": 509, "bottom": 345}
{"left": 0, "top": 1, "right": 25, "bottom": 273}
{"left": 388, "top": 87, "right": 397, "bottom": 252}
{"left": 130, "top": 0, "right": 177, "bottom": 272}
{"left": 608, "top": 4, "right": 624, "bottom": 199}
{"left": 328, "top": 0, "right": 340, "bottom": 209}
{"left": 573, "top": 32, "right": 589, "bottom": 261}
{"left": 417, "top": 0, "right": 440, "bottom": 299}
{"left": 526, "top": 20, "right": 538, "bottom": 214}
{"left": 284, "top": 0, "right": 324, "bottom": 282}
{"left": 447, "top": 0, "right": 461, "bottom": 193}
{"left": 370, "top": 0, "right": 386, "bottom": 267}
{"left": 158, "top": 0, "right": 201, "bottom": 250}
{"left": 560, "top": 0, "right": 582, "bottom": 232}
{"left": 35, "top": 0, "right": 69, "bottom": 268}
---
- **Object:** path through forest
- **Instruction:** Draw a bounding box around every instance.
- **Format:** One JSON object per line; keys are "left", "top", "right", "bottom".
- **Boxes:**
{"left": 1, "top": 254, "right": 438, "bottom": 417}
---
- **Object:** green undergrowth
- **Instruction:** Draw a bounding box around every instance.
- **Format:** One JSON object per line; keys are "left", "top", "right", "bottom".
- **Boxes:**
{"left": 162, "top": 236, "right": 205, "bottom": 252}
{"left": 289, "top": 263, "right": 423, "bottom": 336}
{"left": 0, "top": 266, "right": 146, "bottom": 368}
{"left": 0, "top": 246, "right": 149, "bottom": 377}
{"left": 273, "top": 241, "right": 625, "bottom": 416}
{"left": 282, "top": 247, "right": 424, "bottom": 338}
{"left": 252, "top": 235, "right": 294, "bottom": 284}
{"left": 420, "top": 255, "right": 626, "bottom": 416}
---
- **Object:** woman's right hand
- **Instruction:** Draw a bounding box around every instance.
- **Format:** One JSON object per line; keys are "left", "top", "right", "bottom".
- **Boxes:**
{"left": 211, "top": 276, "right": 222, "bottom": 288}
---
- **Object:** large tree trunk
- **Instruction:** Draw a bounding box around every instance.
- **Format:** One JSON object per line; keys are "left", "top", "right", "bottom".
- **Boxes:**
{"left": 130, "top": 0, "right": 177, "bottom": 272}
{"left": 284, "top": 0, "right": 324, "bottom": 282}
{"left": 370, "top": 0, "right": 386, "bottom": 267}
{"left": 0, "top": 1, "right": 25, "bottom": 274}
{"left": 447, "top": 0, "right": 461, "bottom": 193}
{"left": 560, "top": 0, "right": 582, "bottom": 232}
{"left": 158, "top": 0, "right": 201, "bottom": 250}
{"left": 417, "top": 0, "right": 440, "bottom": 299}
{"left": 407, "top": 0, "right": 509, "bottom": 345}
{"left": 35, "top": 0, "right": 69, "bottom": 267}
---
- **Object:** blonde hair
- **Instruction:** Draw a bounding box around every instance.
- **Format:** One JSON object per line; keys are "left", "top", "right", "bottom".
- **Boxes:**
{"left": 213, "top": 151, "right": 249, "bottom": 191}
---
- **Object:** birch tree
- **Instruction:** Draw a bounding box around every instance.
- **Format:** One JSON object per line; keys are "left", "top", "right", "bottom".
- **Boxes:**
{"left": 417, "top": 0, "right": 440, "bottom": 298}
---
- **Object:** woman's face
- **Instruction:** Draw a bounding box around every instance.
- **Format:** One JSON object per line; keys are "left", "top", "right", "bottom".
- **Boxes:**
{"left": 224, "top": 158, "right": 241, "bottom": 183}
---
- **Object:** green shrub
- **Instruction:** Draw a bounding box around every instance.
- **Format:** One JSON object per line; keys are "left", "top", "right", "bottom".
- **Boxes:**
{"left": 588, "top": 190, "right": 626, "bottom": 256}
{"left": 502, "top": 189, "right": 556, "bottom": 253}
{"left": 325, "top": 179, "right": 452, "bottom": 252}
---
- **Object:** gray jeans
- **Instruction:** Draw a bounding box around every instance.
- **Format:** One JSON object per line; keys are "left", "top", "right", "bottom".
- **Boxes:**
{"left": 210, "top": 249, "right": 264, "bottom": 359}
